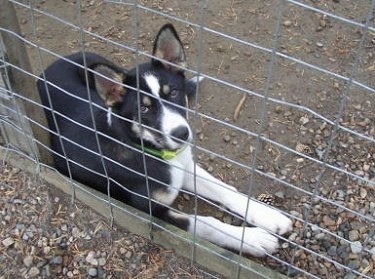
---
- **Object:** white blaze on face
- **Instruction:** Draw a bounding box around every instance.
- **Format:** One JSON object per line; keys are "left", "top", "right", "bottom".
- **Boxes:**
{"left": 144, "top": 74, "right": 160, "bottom": 97}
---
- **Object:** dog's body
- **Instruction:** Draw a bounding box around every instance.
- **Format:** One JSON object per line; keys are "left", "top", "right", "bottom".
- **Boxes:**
{"left": 37, "top": 24, "right": 292, "bottom": 257}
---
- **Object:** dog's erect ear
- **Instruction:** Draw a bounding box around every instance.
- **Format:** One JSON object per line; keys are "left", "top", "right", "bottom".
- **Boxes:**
{"left": 93, "top": 65, "right": 126, "bottom": 107}
{"left": 152, "top": 23, "right": 186, "bottom": 72}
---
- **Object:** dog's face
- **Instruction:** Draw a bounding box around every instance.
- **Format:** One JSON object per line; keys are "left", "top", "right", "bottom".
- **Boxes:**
{"left": 92, "top": 24, "right": 192, "bottom": 151}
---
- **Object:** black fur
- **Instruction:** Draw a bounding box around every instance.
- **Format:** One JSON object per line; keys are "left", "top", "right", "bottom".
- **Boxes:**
{"left": 37, "top": 25, "right": 195, "bottom": 229}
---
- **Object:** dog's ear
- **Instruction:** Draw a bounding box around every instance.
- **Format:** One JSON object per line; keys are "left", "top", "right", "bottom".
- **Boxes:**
{"left": 152, "top": 23, "right": 186, "bottom": 72}
{"left": 93, "top": 65, "right": 126, "bottom": 107}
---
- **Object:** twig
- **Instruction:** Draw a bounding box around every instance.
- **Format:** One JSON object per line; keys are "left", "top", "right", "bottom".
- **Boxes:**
{"left": 233, "top": 93, "right": 247, "bottom": 121}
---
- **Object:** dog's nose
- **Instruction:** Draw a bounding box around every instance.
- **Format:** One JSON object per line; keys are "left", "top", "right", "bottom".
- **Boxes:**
{"left": 171, "top": 126, "right": 190, "bottom": 142}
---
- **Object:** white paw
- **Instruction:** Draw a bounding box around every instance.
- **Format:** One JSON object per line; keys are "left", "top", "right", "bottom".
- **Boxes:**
{"left": 242, "top": 227, "right": 279, "bottom": 257}
{"left": 247, "top": 201, "right": 292, "bottom": 235}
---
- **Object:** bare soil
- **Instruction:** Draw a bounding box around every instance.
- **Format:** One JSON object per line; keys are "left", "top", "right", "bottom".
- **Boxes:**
{"left": 1, "top": 0, "right": 374, "bottom": 278}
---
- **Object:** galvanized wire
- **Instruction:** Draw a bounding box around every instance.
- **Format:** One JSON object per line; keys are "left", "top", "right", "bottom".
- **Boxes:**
{"left": 1, "top": 0, "right": 374, "bottom": 278}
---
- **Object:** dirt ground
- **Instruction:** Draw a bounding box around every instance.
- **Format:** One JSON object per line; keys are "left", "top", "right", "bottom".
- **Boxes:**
{"left": 2, "top": 0, "right": 375, "bottom": 278}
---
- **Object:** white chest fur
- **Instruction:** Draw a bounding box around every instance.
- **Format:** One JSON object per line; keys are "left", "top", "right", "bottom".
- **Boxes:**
{"left": 152, "top": 146, "right": 193, "bottom": 206}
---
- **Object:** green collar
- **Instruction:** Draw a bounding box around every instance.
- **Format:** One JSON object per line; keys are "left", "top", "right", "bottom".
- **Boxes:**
{"left": 134, "top": 144, "right": 187, "bottom": 160}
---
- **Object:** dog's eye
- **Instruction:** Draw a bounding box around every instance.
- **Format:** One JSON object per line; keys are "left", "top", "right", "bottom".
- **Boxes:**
{"left": 140, "top": 105, "right": 149, "bottom": 113}
{"left": 170, "top": 89, "right": 179, "bottom": 98}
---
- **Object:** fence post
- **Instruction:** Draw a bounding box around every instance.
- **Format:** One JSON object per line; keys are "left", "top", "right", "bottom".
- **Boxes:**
{"left": 0, "top": 0, "right": 52, "bottom": 165}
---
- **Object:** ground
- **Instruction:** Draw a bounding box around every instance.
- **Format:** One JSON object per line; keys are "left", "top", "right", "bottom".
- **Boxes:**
{"left": 1, "top": 0, "right": 375, "bottom": 278}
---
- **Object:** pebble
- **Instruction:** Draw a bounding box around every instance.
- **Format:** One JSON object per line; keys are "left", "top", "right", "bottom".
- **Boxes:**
{"left": 50, "top": 255, "right": 63, "bottom": 265}
{"left": 315, "top": 233, "right": 325, "bottom": 240}
{"left": 88, "top": 267, "right": 98, "bottom": 277}
{"left": 322, "top": 215, "right": 335, "bottom": 226}
{"left": 27, "top": 266, "right": 40, "bottom": 277}
{"left": 350, "top": 241, "right": 362, "bottom": 254}
{"left": 86, "top": 251, "right": 98, "bottom": 265}
{"left": 2, "top": 237, "right": 14, "bottom": 247}
{"left": 23, "top": 255, "right": 34, "bottom": 267}
{"left": 223, "top": 135, "right": 231, "bottom": 143}
{"left": 98, "top": 257, "right": 106, "bottom": 266}
{"left": 72, "top": 227, "right": 80, "bottom": 238}
{"left": 348, "top": 230, "right": 359, "bottom": 241}
{"left": 283, "top": 20, "right": 292, "bottom": 27}
{"left": 327, "top": 246, "right": 337, "bottom": 256}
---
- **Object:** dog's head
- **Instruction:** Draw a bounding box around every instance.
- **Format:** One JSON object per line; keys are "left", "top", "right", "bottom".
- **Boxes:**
{"left": 91, "top": 24, "right": 196, "bottom": 152}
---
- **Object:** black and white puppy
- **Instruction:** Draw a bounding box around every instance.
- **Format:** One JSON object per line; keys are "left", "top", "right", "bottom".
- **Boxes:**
{"left": 37, "top": 24, "right": 292, "bottom": 257}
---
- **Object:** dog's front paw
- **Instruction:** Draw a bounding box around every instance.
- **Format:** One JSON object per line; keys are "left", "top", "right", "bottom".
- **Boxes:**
{"left": 242, "top": 227, "right": 279, "bottom": 257}
{"left": 248, "top": 201, "right": 292, "bottom": 235}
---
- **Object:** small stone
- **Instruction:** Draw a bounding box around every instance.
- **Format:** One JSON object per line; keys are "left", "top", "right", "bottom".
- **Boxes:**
{"left": 27, "top": 266, "right": 40, "bottom": 277}
{"left": 86, "top": 251, "right": 98, "bottom": 265}
{"left": 119, "top": 247, "right": 126, "bottom": 254}
{"left": 223, "top": 135, "right": 231, "bottom": 143}
{"left": 43, "top": 246, "right": 51, "bottom": 255}
{"left": 13, "top": 199, "right": 25, "bottom": 204}
{"left": 350, "top": 241, "right": 362, "bottom": 254}
{"left": 98, "top": 258, "right": 106, "bottom": 266}
{"left": 348, "top": 230, "right": 360, "bottom": 241}
{"left": 322, "top": 215, "right": 335, "bottom": 226}
{"left": 316, "top": 42, "right": 324, "bottom": 48}
{"left": 2, "top": 237, "right": 14, "bottom": 247}
{"left": 23, "top": 255, "right": 33, "bottom": 267}
{"left": 315, "top": 233, "right": 325, "bottom": 240}
{"left": 72, "top": 227, "right": 80, "bottom": 238}
{"left": 67, "top": 271, "right": 74, "bottom": 278}
{"left": 274, "top": 191, "right": 285, "bottom": 199}
{"left": 88, "top": 267, "right": 98, "bottom": 277}
{"left": 348, "top": 260, "right": 360, "bottom": 269}
{"left": 363, "top": 164, "right": 370, "bottom": 172}
{"left": 61, "top": 224, "right": 68, "bottom": 231}
{"left": 299, "top": 116, "right": 309, "bottom": 125}
{"left": 124, "top": 251, "right": 132, "bottom": 259}
{"left": 359, "top": 188, "right": 367, "bottom": 198}
{"left": 354, "top": 170, "right": 364, "bottom": 176}
{"left": 50, "top": 255, "right": 63, "bottom": 265}
{"left": 296, "top": 157, "right": 304, "bottom": 163}
{"left": 327, "top": 246, "right": 337, "bottom": 256}
{"left": 283, "top": 20, "right": 292, "bottom": 27}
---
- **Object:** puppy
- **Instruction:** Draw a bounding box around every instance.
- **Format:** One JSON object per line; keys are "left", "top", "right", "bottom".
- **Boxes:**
{"left": 37, "top": 23, "right": 292, "bottom": 257}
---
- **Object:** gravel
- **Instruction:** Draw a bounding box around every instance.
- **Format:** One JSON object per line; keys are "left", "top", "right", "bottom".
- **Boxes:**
{"left": 0, "top": 165, "right": 217, "bottom": 278}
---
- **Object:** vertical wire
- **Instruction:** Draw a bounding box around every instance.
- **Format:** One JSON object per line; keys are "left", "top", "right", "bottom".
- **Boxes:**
{"left": 286, "top": 0, "right": 375, "bottom": 276}
{"left": 31, "top": 2, "right": 78, "bottom": 202}
{"left": 76, "top": 0, "right": 114, "bottom": 227}
{"left": 131, "top": 1, "right": 154, "bottom": 238}
{"left": 235, "top": 0, "right": 287, "bottom": 278}
{"left": 189, "top": 0, "right": 207, "bottom": 266}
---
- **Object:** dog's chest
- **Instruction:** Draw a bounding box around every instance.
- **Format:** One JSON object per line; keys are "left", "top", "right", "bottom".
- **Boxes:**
{"left": 152, "top": 146, "right": 193, "bottom": 206}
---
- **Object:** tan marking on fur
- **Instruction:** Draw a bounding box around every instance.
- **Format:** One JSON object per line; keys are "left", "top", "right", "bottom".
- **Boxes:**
{"left": 142, "top": 96, "right": 152, "bottom": 107}
{"left": 162, "top": 84, "right": 170, "bottom": 95}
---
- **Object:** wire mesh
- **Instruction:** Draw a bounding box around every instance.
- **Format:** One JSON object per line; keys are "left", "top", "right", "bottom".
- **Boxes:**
{"left": 0, "top": 0, "right": 374, "bottom": 278}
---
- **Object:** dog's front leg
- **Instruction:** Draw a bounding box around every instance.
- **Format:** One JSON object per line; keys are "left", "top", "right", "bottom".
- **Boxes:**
{"left": 183, "top": 165, "right": 292, "bottom": 235}
{"left": 166, "top": 211, "right": 279, "bottom": 257}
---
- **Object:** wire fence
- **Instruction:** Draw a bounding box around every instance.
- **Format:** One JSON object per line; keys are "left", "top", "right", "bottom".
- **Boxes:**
{"left": 0, "top": 0, "right": 375, "bottom": 278}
